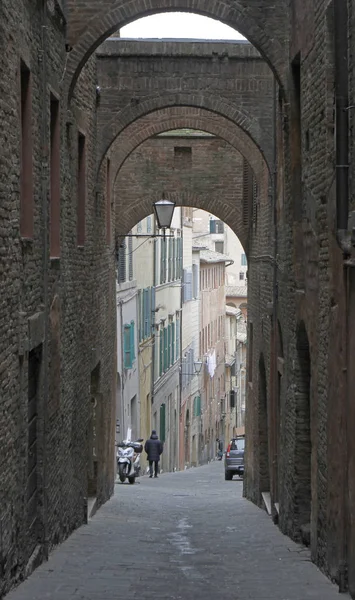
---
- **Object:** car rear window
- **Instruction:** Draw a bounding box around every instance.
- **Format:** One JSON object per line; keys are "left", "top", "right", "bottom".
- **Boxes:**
{"left": 230, "top": 438, "right": 245, "bottom": 451}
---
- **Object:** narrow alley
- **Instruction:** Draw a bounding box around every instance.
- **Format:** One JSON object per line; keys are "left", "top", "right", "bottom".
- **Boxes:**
{"left": 6, "top": 463, "right": 344, "bottom": 600}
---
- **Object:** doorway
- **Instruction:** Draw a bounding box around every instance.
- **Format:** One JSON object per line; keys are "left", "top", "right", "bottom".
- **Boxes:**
{"left": 295, "top": 322, "right": 312, "bottom": 544}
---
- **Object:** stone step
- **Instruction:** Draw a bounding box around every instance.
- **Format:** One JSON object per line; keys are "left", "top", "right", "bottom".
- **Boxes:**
{"left": 261, "top": 491, "right": 272, "bottom": 515}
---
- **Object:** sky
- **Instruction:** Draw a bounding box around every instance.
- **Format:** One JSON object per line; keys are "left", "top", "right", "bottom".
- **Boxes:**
{"left": 120, "top": 13, "right": 245, "bottom": 40}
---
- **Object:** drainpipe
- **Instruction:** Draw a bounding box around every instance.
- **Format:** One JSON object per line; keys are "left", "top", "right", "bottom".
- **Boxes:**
{"left": 150, "top": 219, "right": 157, "bottom": 435}
{"left": 178, "top": 210, "right": 184, "bottom": 468}
{"left": 334, "top": 0, "right": 350, "bottom": 254}
{"left": 334, "top": 1, "right": 351, "bottom": 591}
{"left": 118, "top": 298, "right": 125, "bottom": 440}
{"left": 40, "top": 1, "right": 49, "bottom": 560}
{"left": 271, "top": 76, "right": 279, "bottom": 513}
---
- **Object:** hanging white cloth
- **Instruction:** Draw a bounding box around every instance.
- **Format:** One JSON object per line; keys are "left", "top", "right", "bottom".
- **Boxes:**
{"left": 208, "top": 350, "right": 216, "bottom": 378}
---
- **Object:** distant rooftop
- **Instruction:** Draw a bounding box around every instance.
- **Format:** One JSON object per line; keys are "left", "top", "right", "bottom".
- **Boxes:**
{"left": 226, "top": 285, "right": 248, "bottom": 298}
{"left": 158, "top": 129, "right": 215, "bottom": 138}
{"left": 200, "top": 249, "right": 233, "bottom": 265}
{"left": 97, "top": 38, "right": 260, "bottom": 59}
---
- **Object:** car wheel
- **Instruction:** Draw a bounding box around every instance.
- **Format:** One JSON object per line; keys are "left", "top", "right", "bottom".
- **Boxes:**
{"left": 225, "top": 471, "right": 233, "bottom": 481}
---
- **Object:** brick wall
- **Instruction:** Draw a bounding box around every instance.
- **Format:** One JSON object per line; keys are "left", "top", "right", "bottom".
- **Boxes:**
{"left": 0, "top": 2, "right": 116, "bottom": 596}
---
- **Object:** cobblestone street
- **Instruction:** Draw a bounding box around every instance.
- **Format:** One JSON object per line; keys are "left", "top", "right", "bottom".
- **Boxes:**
{"left": 6, "top": 462, "right": 346, "bottom": 600}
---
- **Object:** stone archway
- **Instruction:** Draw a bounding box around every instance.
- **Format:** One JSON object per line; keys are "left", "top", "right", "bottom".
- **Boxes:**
{"left": 106, "top": 108, "right": 270, "bottom": 254}
{"left": 105, "top": 106, "right": 269, "bottom": 186}
{"left": 99, "top": 93, "right": 272, "bottom": 175}
{"left": 64, "top": 0, "right": 288, "bottom": 102}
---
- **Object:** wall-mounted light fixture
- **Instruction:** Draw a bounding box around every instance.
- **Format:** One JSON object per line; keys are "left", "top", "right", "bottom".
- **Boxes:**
{"left": 117, "top": 198, "right": 175, "bottom": 240}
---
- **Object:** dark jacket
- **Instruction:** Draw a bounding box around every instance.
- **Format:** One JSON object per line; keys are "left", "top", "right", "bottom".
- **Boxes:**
{"left": 145, "top": 433, "right": 163, "bottom": 462}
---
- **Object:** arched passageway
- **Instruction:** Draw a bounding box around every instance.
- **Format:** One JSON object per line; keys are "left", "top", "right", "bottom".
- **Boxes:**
{"left": 105, "top": 106, "right": 269, "bottom": 185}
{"left": 64, "top": 2, "right": 288, "bottom": 101}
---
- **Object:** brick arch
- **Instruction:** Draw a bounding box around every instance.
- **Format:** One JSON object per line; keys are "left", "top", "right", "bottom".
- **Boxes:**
{"left": 108, "top": 107, "right": 269, "bottom": 189}
{"left": 100, "top": 92, "right": 271, "bottom": 173}
{"left": 115, "top": 188, "right": 251, "bottom": 252}
{"left": 65, "top": 0, "right": 287, "bottom": 102}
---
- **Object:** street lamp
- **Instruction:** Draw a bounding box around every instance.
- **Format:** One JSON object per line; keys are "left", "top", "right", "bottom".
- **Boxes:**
{"left": 153, "top": 199, "right": 176, "bottom": 238}
{"left": 193, "top": 360, "right": 203, "bottom": 375}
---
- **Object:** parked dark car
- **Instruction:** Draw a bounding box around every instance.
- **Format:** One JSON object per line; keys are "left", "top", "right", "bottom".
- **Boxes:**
{"left": 224, "top": 436, "right": 245, "bottom": 480}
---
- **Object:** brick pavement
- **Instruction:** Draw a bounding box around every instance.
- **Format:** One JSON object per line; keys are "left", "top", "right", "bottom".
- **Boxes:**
{"left": 5, "top": 462, "right": 348, "bottom": 600}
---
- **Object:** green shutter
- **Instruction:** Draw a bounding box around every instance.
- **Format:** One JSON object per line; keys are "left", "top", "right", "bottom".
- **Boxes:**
{"left": 130, "top": 321, "right": 135, "bottom": 361}
{"left": 160, "top": 403, "right": 166, "bottom": 443}
{"left": 164, "top": 327, "right": 168, "bottom": 371}
{"left": 176, "top": 316, "right": 180, "bottom": 358}
{"left": 159, "top": 329, "right": 164, "bottom": 376}
{"left": 171, "top": 322, "right": 175, "bottom": 364}
{"left": 138, "top": 291, "right": 142, "bottom": 342}
{"left": 173, "top": 238, "right": 176, "bottom": 280}
{"left": 168, "top": 323, "right": 171, "bottom": 367}
{"left": 124, "top": 325, "right": 132, "bottom": 369}
{"left": 160, "top": 240, "right": 164, "bottom": 284}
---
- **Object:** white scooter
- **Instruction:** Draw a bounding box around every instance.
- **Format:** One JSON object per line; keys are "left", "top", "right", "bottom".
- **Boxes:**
{"left": 116, "top": 436, "right": 144, "bottom": 484}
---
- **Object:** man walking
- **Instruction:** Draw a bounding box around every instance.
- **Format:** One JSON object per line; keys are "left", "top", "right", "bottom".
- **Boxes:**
{"left": 144, "top": 430, "right": 163, "bottom": 478}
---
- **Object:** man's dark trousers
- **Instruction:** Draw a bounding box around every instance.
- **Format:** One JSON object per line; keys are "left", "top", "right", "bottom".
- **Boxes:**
{"left": 149, "top": 460, "right": 159, "bottom": 477}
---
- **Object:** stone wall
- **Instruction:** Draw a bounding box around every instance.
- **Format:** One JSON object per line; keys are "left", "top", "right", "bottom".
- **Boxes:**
{"left": 0, "top": 1, "right": 116, "bottom": 596}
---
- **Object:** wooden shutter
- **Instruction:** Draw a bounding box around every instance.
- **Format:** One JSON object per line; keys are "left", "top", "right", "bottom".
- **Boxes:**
{"left": 171, "top": 322, "right": 175, "bottom": 364}
{"left": 128, "top": 236, "right": 133, "bottom": 280}
{"left": 159, "top": 329, "right": 164, "bottom": 376}
{"left": 160, "top": 403, "right": 166, "bottom": 443}
{"left": 124, "top": 325, "right": 132, "bottom": 368}
{"left": 192, "top": 263, "right": 198, "bottom": 298}
{"left": 130, "top": 321, "right": 135, "bottom": 361}
{"left": 164, "top": 327, "right": 168, "bottom": 371}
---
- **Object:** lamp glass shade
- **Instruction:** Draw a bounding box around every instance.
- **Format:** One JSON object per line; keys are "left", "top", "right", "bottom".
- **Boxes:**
{"left": 194, "top": 360, "right": 203, "bottom": 375}
{"left": 153, "top": 199, "right": 175, "bottom": 229}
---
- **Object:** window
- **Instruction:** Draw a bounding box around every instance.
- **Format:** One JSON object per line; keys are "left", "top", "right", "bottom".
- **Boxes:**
{"left": 171, "top": 322, "right": 175, "bottom": 364}
{"left": 239, "top": 272, "right": 245, "bottom": 281}
{"left": 77, "top": 132, "right": 86, "bottom": 246}
{"left": 159, "top": 329, "right": 164, "bottom": 376}
{"left": 168, "top": 323, "right": 172, "bottom": 367}
{"left": 128, "top": 236, "right": 133, "bottom": 280}
{"left": 209, "top": 219, "right": 224, "bottom": 234}
{"left": 231, "top": 438, "right": 245, "bottom": 451}
{"left": 172, "top": 238, "right": 176, "bottom": 280}
{"left": 192, "top": 263, "right": 198, "bottom": 298}
{"left": 20, "top": 61, "right": 33, "bottom": 239}
{"left": 176, "top": 314, "right": 180, "bottom": 358}
{"left": 177, "top": 237, "right": 183, "bottom": 278}
{"left": 123, "top": 322, "right": 135, "bottom": 369}
{"left": 215, "top": 241, "right": 224, "bottom": 254}
{"left": 183, "top": 269, "right": 193, "bottom": 302}
{"left": 164, "top": 327, "right": 168, "bottom": 372}
{"left": 147, "top": 215, "right": 152, "bottom": 233}
{"left": 118, "top": 243, "right": 126, "bottom": 283}
{"left": 160, "top": 403, "right": 166, "bottom": 443}
{"left": 241, "top": 253, "right": 247, "bottom": 266}
{"left": 50, "top": 96, "right": 60, "bottom": 257}
{"left": 168, "top": 238, "right": 173, "bottom": 281}
{"left": 174, "top": 146, "right": 192, "bottom": 168}
{"left": 106, "top": 159, "right": 111, "bottom": 244}
{"left": 160, "top": 239, "right": 167, "bottom": 284}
